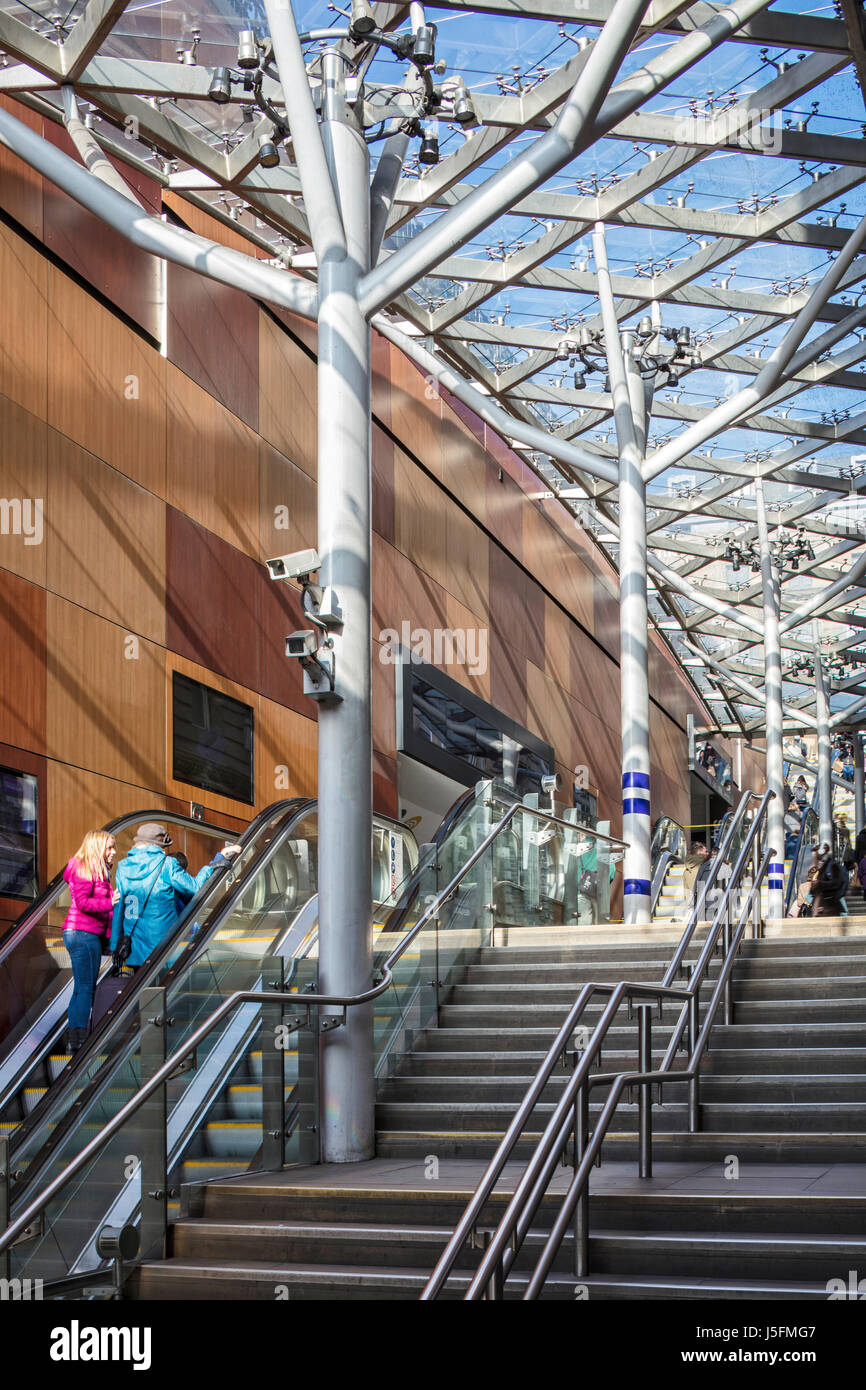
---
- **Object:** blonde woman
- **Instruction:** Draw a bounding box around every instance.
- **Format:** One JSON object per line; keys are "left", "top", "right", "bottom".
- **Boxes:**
{"left": 62, "top": 831, "right": 119, "bottom": 1051}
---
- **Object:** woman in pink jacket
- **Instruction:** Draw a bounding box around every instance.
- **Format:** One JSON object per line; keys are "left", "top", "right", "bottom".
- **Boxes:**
{"left": 62, "top": 830, "right": 119, "bottom": 1051}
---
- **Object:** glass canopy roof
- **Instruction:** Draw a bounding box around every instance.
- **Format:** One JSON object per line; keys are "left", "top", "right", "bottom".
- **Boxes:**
{"left": 1, "top": 0, "right": 865, "bottom": 737}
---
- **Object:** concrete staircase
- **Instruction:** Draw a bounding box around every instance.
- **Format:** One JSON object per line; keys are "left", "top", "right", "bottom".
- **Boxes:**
{"left": 131, "top": 929, "right": 866, "bottom": 1300}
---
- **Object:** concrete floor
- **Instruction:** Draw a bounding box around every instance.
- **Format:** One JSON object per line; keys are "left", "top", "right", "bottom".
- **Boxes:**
{"left": 214, "top": 1156, "right": 866, "bottom": 1199}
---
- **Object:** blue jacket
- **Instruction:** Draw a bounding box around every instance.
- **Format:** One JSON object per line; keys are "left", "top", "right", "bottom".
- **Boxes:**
{"left": 110, "top": 845, "right": 229, "bottom": 966}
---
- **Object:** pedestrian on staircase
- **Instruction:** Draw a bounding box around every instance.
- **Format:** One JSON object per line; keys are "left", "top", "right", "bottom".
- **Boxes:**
{"left": 811, "top": 845, "right": 846, "bottom": 918}
{"left": 855, "top": 827, "right": 866, "bottom": 900}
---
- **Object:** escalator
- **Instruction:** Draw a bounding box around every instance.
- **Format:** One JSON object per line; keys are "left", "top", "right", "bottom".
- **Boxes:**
{"left": 0, "top": 800, "right": 306, "bottom": 1149}
{"left": 1, "top": 798, "right": 428, "bottom": 1286}
{"left": 2, "top": 779, "right": 621, "bottom": 1292}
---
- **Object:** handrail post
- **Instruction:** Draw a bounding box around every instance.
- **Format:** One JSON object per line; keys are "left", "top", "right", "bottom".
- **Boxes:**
{"left": 637, "top": 1005, "right": 653, "bottom": 1179}
{"left": 573, "top": 1081, "right": 590, "bottom": 1277}
{"left": 138, "top": 987, "right": 168, "bottom": 1262}
{"left": 722, "top": 895, "right": 733, "bottom": 1027}
{"left": 261, "top": 954, "right": 286, "bottom": 1172}
{"left": 0, "top": 1137, "right": 8, "bottom": 1281}
{"left": 752, "top": 835, "right": 762, "bottom": 940}
{"left": 687, "top": 990, "right": 701, "bottom": 1133}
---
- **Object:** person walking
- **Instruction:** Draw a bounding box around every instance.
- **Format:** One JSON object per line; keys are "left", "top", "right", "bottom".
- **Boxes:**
{"left": 110, "top": 823, "right": 241, "bottom": 972}
{"left": 681, "top": 841, "right": 708, "bottom": 916}
{"left": 62, "top": 830, "right": 118, "bottom": 1052}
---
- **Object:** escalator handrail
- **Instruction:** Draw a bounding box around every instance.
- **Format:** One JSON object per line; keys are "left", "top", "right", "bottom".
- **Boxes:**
{"left": 0, "top": 798, "right": 531, "bottom": 1260}
{"left": 0, "top": 805, "right": 277, "bottom": 966}
{"left": 376, "top": 787, "right": 476, "bottom": 941}
{"left": 650, "top": 849, "right": 677, "bottom": 916}
{"left": 4, "top": 799, "right": 313, "bottom": 1171}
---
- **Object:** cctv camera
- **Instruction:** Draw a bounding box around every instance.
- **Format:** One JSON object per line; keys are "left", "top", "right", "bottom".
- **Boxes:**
{"left": 541, "top": 773, "right": 562, "bottom": 795}
{"left": 267, "top": 549, "right": 321, "bottom": 582}
{"left": 286, "top": 630, "right": 319, "bottom": 660}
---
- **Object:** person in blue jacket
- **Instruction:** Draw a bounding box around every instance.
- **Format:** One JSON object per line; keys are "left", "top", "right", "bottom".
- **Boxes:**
{"left": 110, "top": 823, "right": 241, "bottom": 968}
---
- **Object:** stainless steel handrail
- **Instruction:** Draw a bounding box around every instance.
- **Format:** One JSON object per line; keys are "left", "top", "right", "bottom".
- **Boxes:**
{"left": 490, "top": 797, "right": 629, "bottom": 848}
{"left": 421, "top": 787, "right": 774, "bottom": 1300}
{"left": 0, "top": 796, "right": 630, "bottom": 1262}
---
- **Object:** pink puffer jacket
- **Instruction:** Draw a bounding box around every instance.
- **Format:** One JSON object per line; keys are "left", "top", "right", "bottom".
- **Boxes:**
{"left": 62, "top": 860, "right": 113, "bottom": 938}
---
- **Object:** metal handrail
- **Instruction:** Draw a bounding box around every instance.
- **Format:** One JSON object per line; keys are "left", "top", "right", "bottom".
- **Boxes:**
{"left": 491, "top": 796, "right": 628, "bottom": 848}
{"left": 420, "top": 787, "right": 773, "bottom": 1300}
{"left": 0, "top": 794, "right": 621, "bottom": 1259}
{"left": 650, "top": 849, "right": 676, "bottom": 915}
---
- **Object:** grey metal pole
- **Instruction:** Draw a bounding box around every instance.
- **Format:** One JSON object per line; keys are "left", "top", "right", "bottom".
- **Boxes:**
{"left": 755, "top": 481, "right": 785, "bottom": 919}
{"left": 593, "top": 223, "right": 651, "bottom": 924}
{"left": 814, "top": 646, "right": 833, "bottom": 848}
{"left": 316, "top": 48, "right": 375, "bottom": 1162}
{"left": 854, "top": 733, "right": 865, "bottom": 838}
{"left": 637, "top": 1004, "right": 652, "bottom": 1179}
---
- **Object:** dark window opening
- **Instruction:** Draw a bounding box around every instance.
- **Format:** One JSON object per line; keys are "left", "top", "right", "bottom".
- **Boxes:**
{"left": 172, "top": 672, "right": 254, "bottom": 805}
{"left": 0, "top": 767, "right": 39, "bottom": 900}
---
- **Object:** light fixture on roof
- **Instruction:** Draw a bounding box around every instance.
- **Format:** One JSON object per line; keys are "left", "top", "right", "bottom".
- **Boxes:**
{"left": 237, "top": 29, "right": 259, "bottom": 68}
{"left": 350, "top": 0, "right": 377, "bottom": 36}
{"left": 208, "top": 67, "right": 233, "bottom": 104}
{"left": 451, "top": 80, "right": 477, "bottom": 127}
{"left": 413, "top": 23, "right": 437, "bottom": 66}
{"left": 418, "top": 123, "right": 439, "bottom": 165}
{"left": 258, "top": 131, "right": 280, "bottom": 168}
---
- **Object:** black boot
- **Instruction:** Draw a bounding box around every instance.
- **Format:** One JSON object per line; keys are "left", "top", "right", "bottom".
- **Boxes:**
{"left": 68, "top": 1028, "right": 85, "bottom": 1053}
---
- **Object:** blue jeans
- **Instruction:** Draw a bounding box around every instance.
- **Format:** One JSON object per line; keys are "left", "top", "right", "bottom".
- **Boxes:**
{"left": 63, "top": 929, "right": 102, "bottom": 1032}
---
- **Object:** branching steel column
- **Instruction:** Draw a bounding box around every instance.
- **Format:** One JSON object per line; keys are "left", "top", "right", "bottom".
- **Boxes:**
{"left": 755, "top": 481, "right": 785, "bottom": 918}
{"left": 854, "top": 733, "right": 865, "bottom": 838}
{"left": 814, "top": 645, "right": 833, "bottom": 847}
{"left": 594, "top": 222, "right": 650, "bottom": 924}
{"left": 316, "top": 49, "right": 374, "bottom": 1163}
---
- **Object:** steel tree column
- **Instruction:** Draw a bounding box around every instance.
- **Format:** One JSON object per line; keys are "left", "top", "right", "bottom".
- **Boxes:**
{"left": 317, "top": 49, "right": 375, "bottom": 1162}
{"left": 854, "top": 732, "right": 865, "bottom": 838}
{"left": 814, "top": 648, "right": 833, "bottom": 848}
{"left": 594, "top": 220, "right": 652, "bottom": 925}
{"left": 755, "top": 481, "right": 785, "bottom": 918}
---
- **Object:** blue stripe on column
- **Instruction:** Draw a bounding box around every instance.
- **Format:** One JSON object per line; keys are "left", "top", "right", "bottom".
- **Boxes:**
{"left": 769, "top": 862, "right": 784, "bottom": 873}
{"left": 624, "top": 878, "right": 652, "bottom": 896}
{"left": 623, "top": 797, "right": 651, "bottom": 816}
{"left": 768, "top": 878, "right": 784, "bottom": 889}
{"left": 622, "top": 772, "right": 650, "bottom": 790}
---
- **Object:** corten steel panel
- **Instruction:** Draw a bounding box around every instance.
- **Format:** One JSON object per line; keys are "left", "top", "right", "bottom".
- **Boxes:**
{"left": 166, "top": 507, "right": 309, "bottom": 716}
{"left": 387, "top": 343, "right": 442, "bottom": 481}
{"left": 544, "top": 595, "right": 572, "bottom": 694}
{"left": 490, "top": 636, "right": 528, "bottom": 730}
{"left": 372, "top": 532, "right": 450, "bottom": 643}
{"left": 258, "top": 437, "right": 317, "bottom": 564}
{"left": 166, "top": 508, "right": 259, "bottom": 690}
{"left": 46, "top": 266, "right": 167, "bottom": 498}
{"left": 45, "top": 760, "right": 167, "bottom": 874}
{"left": 257, "top": 692, "right": 317, "bottom": 803}
{"left": 373, "top": 750, "right": 398, "bottom": 819}
{"left": 0, "top": 221, "right": 48, "bottom": 422}
{"left": 437, "top": 395, "right": 489, "bottom": 528}
{"left": 371, "top": 328, "right": 391, "bottom": 428}
{"left": 259, "top": 312, "right": 317, "bottom": 480}
{"left": 484, "top": 456, "right": 524, "bottom": 567}
{"left": 0, "top": 570, "right": 46, "bottom": 754}
{"left": 166, "top": 260, "right": 259, "bottom": 431}
{"left": 45, "top": 429, "right": 166, "bottom": 646}
{"left": 166, "top": 362, "right": 259, "bottom": 556}
{"left": 371, "top": 424, "right": 395, "bottom": 546}
{"left": 569, "top": 627, "right": 621, "bottom": 737}
{"left": 45, "top": 595, "right": 166, "bottom": 792}
{"left": 445, "top": 588, "right": 492, "bottom": 706}
{"left": 488, "top": 544, "right": 545, "bottom": 672}
{"left": 0, "top": 97, "right": 43, "bottom": 238}
{"left": 41, "top": 122, "right": 162, "bottom": 340}
{"left": 393, "top": 444, "right": 449, "bottom": 594}
{"left": 0, "top": 395, "right": 47, "bottom": 589}
{"left": 445, "top": 498, "right": 489, "bottom": 623}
